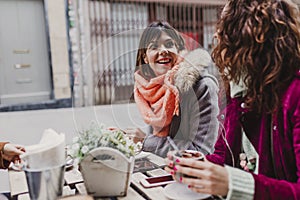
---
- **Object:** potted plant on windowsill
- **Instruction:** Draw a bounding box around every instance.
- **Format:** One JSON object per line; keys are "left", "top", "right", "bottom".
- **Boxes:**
{"left": 68, "top": 123, "right": 143, "bottom": 197}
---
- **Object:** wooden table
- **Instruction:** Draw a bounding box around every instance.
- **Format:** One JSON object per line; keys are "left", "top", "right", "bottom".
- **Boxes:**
{"left": 9, "top": 152, "right": 218, "bottom": 200}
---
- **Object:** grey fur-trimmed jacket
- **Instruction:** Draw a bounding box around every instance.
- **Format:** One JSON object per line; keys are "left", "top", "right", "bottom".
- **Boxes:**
{"left": 142, "top": 48, "right": 220, "bottom": 157}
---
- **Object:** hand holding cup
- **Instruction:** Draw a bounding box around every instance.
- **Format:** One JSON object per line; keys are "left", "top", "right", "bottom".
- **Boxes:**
{"left": 171, "top": 150, "right": 205, "bottom": 181}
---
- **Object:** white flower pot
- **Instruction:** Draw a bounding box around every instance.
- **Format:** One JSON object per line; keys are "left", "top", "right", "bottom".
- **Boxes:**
{"left": 79, "top": 147, "right": 135, "bottom": 197}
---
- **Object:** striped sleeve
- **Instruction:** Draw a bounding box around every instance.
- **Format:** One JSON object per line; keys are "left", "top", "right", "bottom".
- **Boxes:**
{"left": 225, "top": 165, "right": 255, "bottom": 200}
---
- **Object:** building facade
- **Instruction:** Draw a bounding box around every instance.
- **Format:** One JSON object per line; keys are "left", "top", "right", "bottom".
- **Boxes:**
{"left": 69, "top": 0, "right": 225, "bottom": 107}
{"left": 0, "top": 0, "right": 71, "bottom": 111}
{"left": 0, "top": 0, "right": 225, "bottom": 111}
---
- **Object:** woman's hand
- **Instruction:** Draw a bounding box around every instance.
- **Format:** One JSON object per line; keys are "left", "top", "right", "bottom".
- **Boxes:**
{"left": 2, "top": 143, "right": 25, "bottom": 163}
{"left": 165, "top": 151, "right": 229, "bottom": 197}
{"left": 123, "top": 127, "right": 146, "bottom": 144}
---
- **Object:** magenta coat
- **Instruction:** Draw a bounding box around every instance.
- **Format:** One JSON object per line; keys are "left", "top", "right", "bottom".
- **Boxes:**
{"left": 207, "top": 71, "right": 300, "bottom": 200}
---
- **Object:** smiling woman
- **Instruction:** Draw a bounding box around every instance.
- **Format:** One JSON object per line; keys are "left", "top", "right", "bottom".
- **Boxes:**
{"left": 132, "top": 21, "right": 220, "bottom": 158}
{"left": 135, "top": 21, "right": 185, "bottom": 80}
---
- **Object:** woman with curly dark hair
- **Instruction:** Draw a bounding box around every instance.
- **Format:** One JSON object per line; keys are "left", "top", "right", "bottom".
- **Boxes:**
{"left": 165, "top": 0, "right": 300, "bottom": 199}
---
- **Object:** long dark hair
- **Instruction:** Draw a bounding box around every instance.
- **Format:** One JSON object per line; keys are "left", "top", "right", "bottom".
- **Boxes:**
{"left": 135, "top": 21, "right": 185, "bottom": 80}
{"left": 212, "top": 0, "right": 300, "bottom": 113}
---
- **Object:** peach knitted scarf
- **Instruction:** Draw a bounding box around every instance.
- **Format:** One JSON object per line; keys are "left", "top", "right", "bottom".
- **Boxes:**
{"left": 134, "top": 66, "right": 180, "bottom": 137}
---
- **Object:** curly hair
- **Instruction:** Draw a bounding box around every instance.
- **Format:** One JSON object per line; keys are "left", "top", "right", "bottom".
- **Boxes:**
{"left": 212, "top": 0, "right": 300, "bottom": 113}
{"left": 135, "top": 21, "right": 185, "bottom": 80}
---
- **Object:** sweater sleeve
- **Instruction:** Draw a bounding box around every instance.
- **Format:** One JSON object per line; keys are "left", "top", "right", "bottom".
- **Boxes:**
{"left": 225, "top": 165, "right": 254, "bottom": 200}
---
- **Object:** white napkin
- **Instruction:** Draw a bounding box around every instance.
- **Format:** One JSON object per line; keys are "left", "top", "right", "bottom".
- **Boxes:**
{"left": 21, "top": 129, "right": 66, "bottom": 169}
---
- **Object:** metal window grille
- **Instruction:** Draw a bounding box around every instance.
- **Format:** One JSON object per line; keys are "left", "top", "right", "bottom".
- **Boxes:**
{"left": 70, "top": 0, "right": 224, "bottom": 105}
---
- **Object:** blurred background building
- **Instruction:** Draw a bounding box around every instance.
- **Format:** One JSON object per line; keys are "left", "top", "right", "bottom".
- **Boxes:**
{"left": 0, "top": 0, "right": 224, "bottom": 111}
{"left": 0, "top": 0, "right": 72, "bottom": 111}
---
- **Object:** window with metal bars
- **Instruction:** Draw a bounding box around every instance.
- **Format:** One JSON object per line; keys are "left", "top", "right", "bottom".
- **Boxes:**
{"left": 74, "top": 0, "right": 223, "bottom": 104}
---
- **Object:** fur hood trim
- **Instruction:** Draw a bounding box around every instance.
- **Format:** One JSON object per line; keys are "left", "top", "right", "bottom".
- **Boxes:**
{"left": 175, "top": 48, "right": 213, "bottom": 93}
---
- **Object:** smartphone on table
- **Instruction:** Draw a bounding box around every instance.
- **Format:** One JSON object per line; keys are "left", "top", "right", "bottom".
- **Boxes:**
{"left": 140, "top": 174, "right": 175, "bottom": 188}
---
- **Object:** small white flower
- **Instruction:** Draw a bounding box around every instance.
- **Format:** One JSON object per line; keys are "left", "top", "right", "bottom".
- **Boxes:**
{"left": 69, "top": 123, "right": 141, "bottom": 161}
{"left": 68, "top": 148, "right": 76, "bottom": 157}
{"left": 136, "top": 141, "right": 142, "bottom": 147}
{"left": 72, "top": 136, "right": 79, "bottom": 143}
{"left": 81, "top": 145, "right": 89, "bottom": 154}
{"left": 72, "top": 143, "right": 80, "bottom": 151}
{"left": 124, "top": 137, "right": 131, "bottom": 144}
